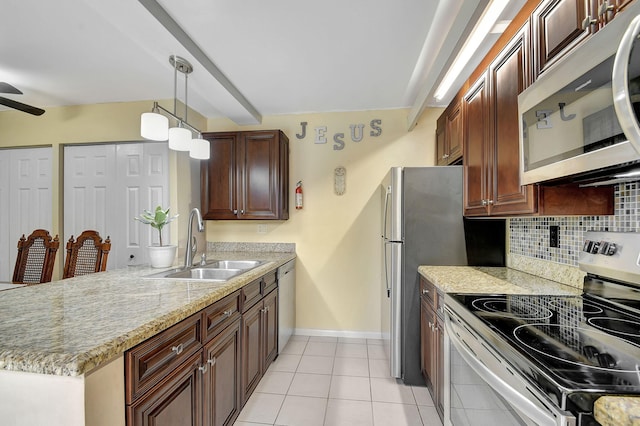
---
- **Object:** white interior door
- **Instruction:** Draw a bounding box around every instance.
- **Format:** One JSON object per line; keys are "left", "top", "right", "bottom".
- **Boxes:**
{"left": 116, "top": 143, "right": 170, "bottom": 267}
{"left": 63, "top": 144, "right": 117, "bottom": 268}
{"left": 0, "top": 148, "right": 53, "bottom": 282}
{"left": 64, "top": 142, "right": 169, "bottom": 270}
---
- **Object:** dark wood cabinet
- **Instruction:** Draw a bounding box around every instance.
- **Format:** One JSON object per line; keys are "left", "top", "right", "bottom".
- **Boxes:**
{"left": 462, "top": 75, "right": 490, "bottom": 216}
{"left": 126, "top": 277, "right": 280, "bottom": 426}
{"left": 127, "top": 352, "right": 203, "bottom": 426}
{"left": 487, "top": 23, "right": 537, "bottom": 216}
{"left": 464, "top": 24, "right": 534, "bottom": 216}
{"left": 419, "top": 276, "right": 444, "bottom": 421}
{"left": 241, "top": 288, "right": 279, "bottom": 405}
{"left": 203, "top": 319, "right": 242, "bottom": 426}
{"left": 533, "top": 0, "right": 591, "bottom": 77}
{"left": 201, "top": 130, "right": 289, "bottom": 220}
{"left": 435, "top": 99, "right": 463, "bottom": 166}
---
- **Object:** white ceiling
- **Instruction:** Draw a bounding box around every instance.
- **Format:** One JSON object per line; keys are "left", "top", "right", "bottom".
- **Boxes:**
{"left": 0, "top": 0, "right": 526, "bottom": 127}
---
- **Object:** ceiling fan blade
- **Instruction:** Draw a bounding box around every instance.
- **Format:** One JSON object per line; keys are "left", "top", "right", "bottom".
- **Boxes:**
{"left": 0, "top": 96, "right": 45, "bottom": 116}
{"left": 0, "top": 82, "right": 23, "bottom": 95}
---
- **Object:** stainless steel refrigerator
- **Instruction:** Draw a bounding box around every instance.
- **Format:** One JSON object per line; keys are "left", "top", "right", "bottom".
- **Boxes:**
{"left": 381, "top": 166, "right": 467, "bottom": 385}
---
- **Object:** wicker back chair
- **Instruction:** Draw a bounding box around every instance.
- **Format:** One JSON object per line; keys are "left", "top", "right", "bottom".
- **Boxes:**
{"left": 12, "top": 229, "right": 60, "bottom": 285}
{"left": 63, "top": 230, "right": 111, "bottom": 278}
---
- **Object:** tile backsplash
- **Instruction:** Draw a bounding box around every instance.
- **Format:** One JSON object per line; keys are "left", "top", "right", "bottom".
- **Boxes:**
{"left": 508, "top": 182, "right": 640, "bottom": 266}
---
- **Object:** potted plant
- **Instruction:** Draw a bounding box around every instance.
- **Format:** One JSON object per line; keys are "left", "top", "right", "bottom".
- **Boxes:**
{"left": 134, "top": 206, "right": 179, "bottom": 268}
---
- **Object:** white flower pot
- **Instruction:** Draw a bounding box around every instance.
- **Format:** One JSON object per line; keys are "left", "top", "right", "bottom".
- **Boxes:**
{"left": 148, "top": 245, "right": 177, "bottom": 268}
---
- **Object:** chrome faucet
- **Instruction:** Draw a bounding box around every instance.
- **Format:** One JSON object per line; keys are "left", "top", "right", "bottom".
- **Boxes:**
{"left": 184, "top": 207, "right": 205, "bottom": 268}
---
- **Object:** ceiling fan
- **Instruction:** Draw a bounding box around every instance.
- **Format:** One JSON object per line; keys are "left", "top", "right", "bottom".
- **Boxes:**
{"left": 0, "top": 82, "right": 45, "bottom": 116}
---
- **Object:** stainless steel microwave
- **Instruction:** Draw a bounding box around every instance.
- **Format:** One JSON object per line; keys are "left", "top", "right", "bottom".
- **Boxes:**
{"left": 518, "top": 2, "right": 640, "bottom": 185}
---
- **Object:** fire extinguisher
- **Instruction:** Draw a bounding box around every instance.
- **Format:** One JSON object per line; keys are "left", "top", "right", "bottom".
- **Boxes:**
{"left": 295, "top": 181, "right": 303, "bottom": 210}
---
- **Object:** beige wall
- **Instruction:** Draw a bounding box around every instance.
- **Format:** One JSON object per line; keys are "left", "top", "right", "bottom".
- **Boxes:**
{"left": 0, "top": 102, "right": 441, "bottom": 334}
{"left": 0, "top": 100, "right": 206, "bottom": 279}
{"left": 205, "top": 109, "right": 440, "bottom": 334}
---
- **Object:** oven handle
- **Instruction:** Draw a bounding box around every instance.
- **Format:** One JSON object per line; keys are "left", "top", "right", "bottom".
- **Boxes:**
{"left": 445, "top": 314, "right": 558, "bottom": 426}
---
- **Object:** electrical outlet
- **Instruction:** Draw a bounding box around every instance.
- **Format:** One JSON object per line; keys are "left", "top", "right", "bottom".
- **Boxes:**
{"left": 257, "top": 224, "right": 268, "bottom": 234}
{"left": 549, "top": 225, "right": 559, "bottom": 248}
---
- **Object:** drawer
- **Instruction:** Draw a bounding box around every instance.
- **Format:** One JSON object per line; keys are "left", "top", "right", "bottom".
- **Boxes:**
{"left": 420, "top": 276, "right": 437, "bottom": 308}
{"left": 125, "top": 312, "right": 202, "bottom": 403}
{"left": 202, "top": 290, "right": 241, "bottom": 342}
{"left": 241, "top": 278, "right": 262, "bottom": 312}
{"left": 262, "top": 270, "right": 278, "bottom": 295}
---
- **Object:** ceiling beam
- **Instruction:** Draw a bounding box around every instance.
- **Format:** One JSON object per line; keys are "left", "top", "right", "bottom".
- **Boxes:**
{"left": 138, "top": 0, "right": 262, "bottom": 124}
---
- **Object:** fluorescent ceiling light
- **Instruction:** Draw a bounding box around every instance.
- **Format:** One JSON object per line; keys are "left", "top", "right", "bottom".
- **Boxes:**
{"left": 433, "top": 0, "right": 510, "bottom": 101}
{"left": 614, "top": 169, "right": 640, "bottom": 178}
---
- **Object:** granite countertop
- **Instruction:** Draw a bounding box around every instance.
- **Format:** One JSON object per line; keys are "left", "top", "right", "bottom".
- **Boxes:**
{"left": 418, "top": 265, "right": 582, "bottom": 295}
{"left": 0, "top": 250, "right": 295, "bottom": 377}
{"left": 595, "top": 396, "right": 640, "bottom": 426}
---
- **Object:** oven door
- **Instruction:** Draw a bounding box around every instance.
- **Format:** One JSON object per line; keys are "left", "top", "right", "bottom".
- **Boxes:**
{"left": 444, "top": 308, "right": 576, "bottom": 426}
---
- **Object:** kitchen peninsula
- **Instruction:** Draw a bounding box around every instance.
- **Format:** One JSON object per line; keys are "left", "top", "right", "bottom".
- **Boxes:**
{"left": 0, "top": 247, "right": 295, "bottom": 426}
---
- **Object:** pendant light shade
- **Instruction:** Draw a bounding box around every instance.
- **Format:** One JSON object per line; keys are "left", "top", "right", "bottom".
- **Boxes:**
{"left": 190, "top": 135, "right": 210, "bottom": 160}
{"left": 141, "top": 112, "right": 169, "bottom": 141}
{"left": 168, "top": 126, "right": 192, "bottom": 151}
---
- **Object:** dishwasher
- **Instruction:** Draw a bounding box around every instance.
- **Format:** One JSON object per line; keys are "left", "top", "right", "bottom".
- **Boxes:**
{"left": 277, "top": 260, "right": 296, "bottom": 353}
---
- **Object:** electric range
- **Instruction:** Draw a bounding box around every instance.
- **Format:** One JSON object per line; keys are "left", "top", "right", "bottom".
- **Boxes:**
{"left": 444, "top": 231, "right": 640, "bottom": 426}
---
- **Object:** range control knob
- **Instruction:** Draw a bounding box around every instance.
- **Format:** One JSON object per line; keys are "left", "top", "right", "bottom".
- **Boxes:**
{"left": 598, "top": 241, "right": 609, "bottom": 255}
{"left": 604, "top": 243, "right": 617, "bottom": 256}
{"left": 583, "top": 240, "right": 593, "bottom": 253}
{"left": 590, "top": 241, "right": 601, "bottom": 254}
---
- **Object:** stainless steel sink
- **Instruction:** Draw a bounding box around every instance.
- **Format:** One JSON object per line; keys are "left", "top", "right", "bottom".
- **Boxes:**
{"left": 143, "top": 259, "right": 265, "bottom": 281}
{"left": 203, "top": 260, "right": 263, "bottom": 270}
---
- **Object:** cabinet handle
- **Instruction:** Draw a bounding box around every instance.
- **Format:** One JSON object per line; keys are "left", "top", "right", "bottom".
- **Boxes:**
{"left": 198, "top": 363, "right": 208, "bottom": 374}
{"left": 171, "top": 343, "right": 184, "bottom": 355}
{"left": 439, "top": 306, "right": 444, "bottom": 314}
{"left": 233, "top": 209, "right": 238, "bottom": 214}
{"left": 598, "top": 1, "right": 614, "bottom": 16}
{"left": 222, "top": 310, "right": 233, "bottom": 317}
{"left": 581, "top": 16, "right": 597, "bottom": 30}
{"left": 422, "top": 289, "right": 429, "bottom": 294}
{"left": 487, "top": 199, "right": 493, "bottom": 205}
{"left": 481, "top": 199, "right": 487, "bottom": 206}
{"left": 428, "top": 321, "right": 433, "bottom": 329}
{"left": 207, "top": 357, "right": 216, "bottom": 367}
{"left": 433, "top": 325, "right": 439, "bottom": 332}
{"left": 261, "top": 307, "right": 267, "bottom": 314}
{"left": 241, "top": 209, "right": 245, "bottom": 215}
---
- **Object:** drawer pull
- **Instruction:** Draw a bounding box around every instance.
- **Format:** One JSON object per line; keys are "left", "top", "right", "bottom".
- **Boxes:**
{"left": 207, "top": 357, "right": 216, "bottom": 367}
{"left": 222, "top": 310, "right": 233, "bottom": 317}
{"left": 198, "top": 363, "right": 208, "bottom": 374}
{"left": 171, "top": 343, "right": 184, "bottom": 355}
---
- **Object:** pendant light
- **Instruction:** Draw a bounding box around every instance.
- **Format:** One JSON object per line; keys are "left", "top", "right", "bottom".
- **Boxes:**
{"left": 140, "top": 55, "right": 209, "bottom": 160}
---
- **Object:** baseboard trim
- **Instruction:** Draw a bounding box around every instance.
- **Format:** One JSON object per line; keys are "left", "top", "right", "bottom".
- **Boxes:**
{"left": 294, "top": 328, "right": 384, "bottom": 340}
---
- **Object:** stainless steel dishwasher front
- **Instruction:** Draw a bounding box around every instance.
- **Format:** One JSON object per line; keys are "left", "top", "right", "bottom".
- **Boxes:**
{"left": 277, "top": 259, "right": 296, "bottom": 352}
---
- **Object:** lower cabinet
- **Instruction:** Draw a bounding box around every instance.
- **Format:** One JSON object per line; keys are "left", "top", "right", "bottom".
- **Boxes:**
{"left": 203, "top": 320, "right": 242, "bottom": 426}
{"left": 241, "top": 288, "right": 278, "bottom": 405}
{"left": 420, "top": 276, "right": 444, "bottom": 420}
{"left": 126, "top": 274, "right": 280, "bottom": 426}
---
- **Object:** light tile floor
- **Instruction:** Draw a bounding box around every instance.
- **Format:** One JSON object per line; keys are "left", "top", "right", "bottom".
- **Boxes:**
{"left": 234, "top": 335, "right": 443, "bottom": 426}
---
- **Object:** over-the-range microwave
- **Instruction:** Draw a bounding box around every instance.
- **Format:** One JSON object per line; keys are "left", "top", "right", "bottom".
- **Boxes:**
{"left": 518, "top": 1, "right": 640, "bottom": 186}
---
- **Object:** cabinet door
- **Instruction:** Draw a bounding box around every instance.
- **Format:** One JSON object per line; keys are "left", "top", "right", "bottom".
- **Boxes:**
{"left": 201, "top": 133, "right": 239, "bottom": 220}
{"left": 241, "top": 300, "right": 263, "bottom": 404}
{"left": 203, "top": 320, "right": 242, "bottom": 426}
{"left": 263, "top": 289, "right": 278, "bottom": 369}
{"left": 489, "top": 23, "right": 537, "bottom": 216}
{"left": 533, "top": 0, "right": 591, "bottom": 77}
{"left": 463, "top": 75, "right": 490, "bottom": 216}
{"left": 435, "top": 114, "right": 447, "bottom": 166}
{"left": 238, "top": 131, "right": 282, "bottom": 220}
{"left": 420, "top": 297, "right": 432, "bottom": 383}
{"left": 446, "top": 101, "right": 463, "bottom": 164}
{"left": 435, "top": 314, "right": 444, "bottom": 419}
{"left": 128, "top": 352, "right": 202, "bottom": 426}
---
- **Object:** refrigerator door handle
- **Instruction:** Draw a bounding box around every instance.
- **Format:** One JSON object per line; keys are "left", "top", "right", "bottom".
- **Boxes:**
{"left": 382, "top": 186, "right": 391, "bottom": 240}
{"left": 384, "top": 241, "right": 391, "bottom": 297}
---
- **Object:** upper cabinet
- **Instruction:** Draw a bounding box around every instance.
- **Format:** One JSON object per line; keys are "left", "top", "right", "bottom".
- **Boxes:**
{"left": 464, "top": 24, "right": 537, "bottom": 216}
{"left": 449, "top": 0, "right": 618, "bottom": 217}
{"left": 201, "top": 130, "right": 289, "bottom": 220}
{"left": 532, "top": 0, "right": 591, "bottom": 77}
{"left": 435, "top": 98, "right": 463, "bottom": 166}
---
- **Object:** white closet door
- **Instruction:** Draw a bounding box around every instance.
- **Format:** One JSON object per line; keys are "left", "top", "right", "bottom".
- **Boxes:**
{"left": 64, "top": 142, "right": 169, "bottom": 270}
{"left": 116, "top": 143, "right": 170, "bottom": 267}
{"left": 63, "top": 144, "right": 117, "bottom": 269}
{"left": 0, "top": 148, "right": 53, "bottom": 282}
